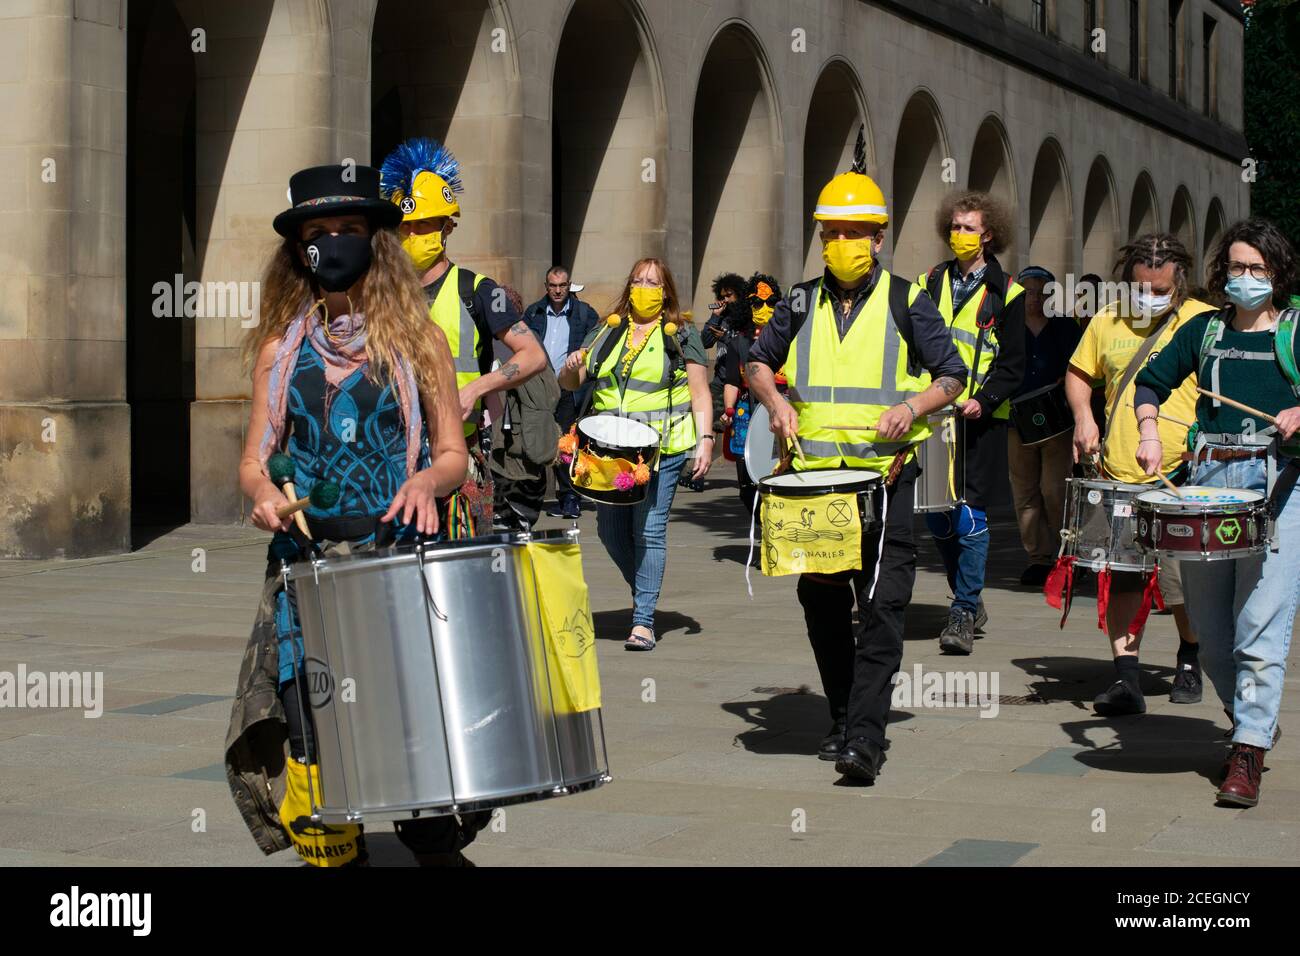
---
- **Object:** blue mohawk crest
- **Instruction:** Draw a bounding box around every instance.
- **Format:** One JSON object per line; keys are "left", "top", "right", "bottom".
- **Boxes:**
{"left": 379, "top": 138, "right": 463, "bottom": 199}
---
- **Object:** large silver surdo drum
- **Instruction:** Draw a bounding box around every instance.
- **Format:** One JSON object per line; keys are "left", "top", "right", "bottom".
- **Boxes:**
{"left": 288, "top": 528, "right": 609, "bottom": 824}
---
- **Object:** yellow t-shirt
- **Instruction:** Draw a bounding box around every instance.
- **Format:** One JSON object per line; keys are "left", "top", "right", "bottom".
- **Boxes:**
{"left": 1068, "top": 298, "right": 1215, "bottom": 483}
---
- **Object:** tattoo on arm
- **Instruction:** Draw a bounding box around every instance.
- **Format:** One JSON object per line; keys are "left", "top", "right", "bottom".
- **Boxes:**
{"left": 507, "top": 321, "right": 530, "bottom": 338}
{"left": 499, "top": 361, "right": 520, "bottom": 381}
{"left": 935, "top": 376, "right": 963, "bottom": 398}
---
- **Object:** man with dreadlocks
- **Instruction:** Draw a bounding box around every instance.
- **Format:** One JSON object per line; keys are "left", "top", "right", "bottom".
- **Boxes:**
{"left": 1064, "top": 233, "right": 1212, "bottom": 716}
{"left": 380, "top": 138, "right": 547, "bottom": 531}
{"left": 747, "top": 130, "right": 966, "bottom": 782}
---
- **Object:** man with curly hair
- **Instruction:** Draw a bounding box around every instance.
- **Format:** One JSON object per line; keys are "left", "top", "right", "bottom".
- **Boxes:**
{"left": 918, "top": 190, "right": 1027, "bottom": 656}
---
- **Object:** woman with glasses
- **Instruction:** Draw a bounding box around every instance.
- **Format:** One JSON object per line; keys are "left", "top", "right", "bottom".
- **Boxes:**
{"left": 719, "top": 272, "right": 785, "bottom": 512}
{"left": 1133, "top": 217, "right": 1300, "bottom": 808}
{"left": 559, "top": 258, "right": 712, "bottom": 650}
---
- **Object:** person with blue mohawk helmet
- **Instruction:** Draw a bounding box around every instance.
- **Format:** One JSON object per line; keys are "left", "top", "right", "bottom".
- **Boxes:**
{"left": 380, "top": 137, "right": 547, "bottom": 448}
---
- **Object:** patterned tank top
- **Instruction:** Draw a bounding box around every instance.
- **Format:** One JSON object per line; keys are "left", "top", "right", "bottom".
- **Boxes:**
{"left": 284, "top": 341, "right": 430, "bottom": 519}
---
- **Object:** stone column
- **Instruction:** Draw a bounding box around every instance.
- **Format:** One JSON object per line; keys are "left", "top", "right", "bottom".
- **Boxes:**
{"left": 183, "top": 0, "right": 337, "bottom": 523}
{"left": 0, "top": 3, "right": 129, "bottom": 558}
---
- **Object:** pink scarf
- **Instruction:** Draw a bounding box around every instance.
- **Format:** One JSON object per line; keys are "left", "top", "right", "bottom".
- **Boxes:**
{"left": 258, "top": 301, "right": 423, "bottom": 479}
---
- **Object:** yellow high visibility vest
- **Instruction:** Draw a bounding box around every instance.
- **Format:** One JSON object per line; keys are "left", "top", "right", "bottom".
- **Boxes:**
{"left": 917, "top": 266, "right": 1025, "bottom": 419}
{"left": 786, "top": 272, "right": 932, "bottom": 473}
{"left": 429, "top": 264, "right": 485, "bottom": 437}
{"left": 586, "top": 322, "right": 696, "bottom": 455}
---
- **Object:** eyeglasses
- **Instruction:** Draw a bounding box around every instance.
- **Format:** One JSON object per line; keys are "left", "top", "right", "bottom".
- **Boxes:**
{"left": 630, "top": 278, "right": 663, "bottom": 289}
{"left": 748, "top": 294, "right": 779, "bottom": 308}
{"left": 1226, "top": 261, "right": 1272, "bottom": 281}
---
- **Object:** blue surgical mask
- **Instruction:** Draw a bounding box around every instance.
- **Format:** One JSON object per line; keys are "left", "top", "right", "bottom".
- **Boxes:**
{"left": 1224, "top": 276, "right": 1273, "bottom": 311}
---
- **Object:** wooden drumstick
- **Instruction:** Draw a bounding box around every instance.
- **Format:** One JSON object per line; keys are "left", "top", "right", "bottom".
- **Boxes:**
{"left": 1156, "top": 472, "right": 1184, "bottom": 500}
{"left": 1158, "top": 412, "right": 1194, "bottom": 429}
{"left": 788, "top": 433, "right": 806, "bottom": 463}
{"left": 276, "top": 481, "right": 340, "bottom": 519}
{"left": 1196, "top": 386, "right": 1279, "bottom": 425}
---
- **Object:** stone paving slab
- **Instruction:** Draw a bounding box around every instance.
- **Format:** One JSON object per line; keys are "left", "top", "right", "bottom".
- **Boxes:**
{"left": 0, "top": 484, "right": 1296, "bottom": 866}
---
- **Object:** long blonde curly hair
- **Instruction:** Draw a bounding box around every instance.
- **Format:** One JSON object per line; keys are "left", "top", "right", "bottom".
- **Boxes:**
{"left": 241, "top": 227, "right": 443, "bottom": 399}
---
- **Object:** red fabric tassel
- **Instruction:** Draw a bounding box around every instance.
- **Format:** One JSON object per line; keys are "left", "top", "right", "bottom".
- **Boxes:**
{"left": 1096, "top": 567, "right": 1112, "bottom": 632}
{"left": 1043, "top": 555, "right": 1076, "bottom": 628}
{"left": 1125, "top": 567, "right": 1166, "bottom": 637}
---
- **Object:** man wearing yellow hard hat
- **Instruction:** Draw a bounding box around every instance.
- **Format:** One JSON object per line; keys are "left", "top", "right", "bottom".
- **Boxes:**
{"left": 747, "top": 130, "right": 966, "bottom": 783}
{"left": 917, "top": 191, "right": 1027, "bottom": 657}
{"left": 380, "top": 138, "right": 547, "bottom": 445}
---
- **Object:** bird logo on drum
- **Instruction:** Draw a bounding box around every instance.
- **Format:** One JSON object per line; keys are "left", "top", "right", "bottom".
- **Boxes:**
{"left": 1216, "top": 519, "right": 1243, "bottom": 546}
{"left": 827, "top": 498, "right": 852, "bottom": 528}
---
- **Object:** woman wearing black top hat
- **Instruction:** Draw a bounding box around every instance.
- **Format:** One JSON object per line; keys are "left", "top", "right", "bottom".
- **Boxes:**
{"left": 223, "top": 163, "right": 481, "bottom": 865}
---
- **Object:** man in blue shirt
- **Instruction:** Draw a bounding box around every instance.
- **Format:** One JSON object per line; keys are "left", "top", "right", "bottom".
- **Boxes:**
{"left": 523, "top": 266, "right": 599, "bottom": 518}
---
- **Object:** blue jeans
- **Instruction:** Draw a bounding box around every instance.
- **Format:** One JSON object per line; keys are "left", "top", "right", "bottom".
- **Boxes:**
{"left": 1179, "top": 455, "right": 1298, "bottom": 750}
{"left": 596, "top": 451, "right": 687, "bottom": 630}
{"left": 925, "top": 504, "right": 989, "bottom": 614}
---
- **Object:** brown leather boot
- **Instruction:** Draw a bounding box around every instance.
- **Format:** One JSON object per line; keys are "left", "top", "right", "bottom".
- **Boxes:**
{"left": 1216, "top": 744, "right": 1265, "bottom": 808}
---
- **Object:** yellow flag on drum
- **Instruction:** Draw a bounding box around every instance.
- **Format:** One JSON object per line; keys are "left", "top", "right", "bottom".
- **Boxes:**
{"left": 761, "top": 492, "right": 862, "bottom": 576}
{"left": 527, "top": 541, "right": 602, "bottom": 713}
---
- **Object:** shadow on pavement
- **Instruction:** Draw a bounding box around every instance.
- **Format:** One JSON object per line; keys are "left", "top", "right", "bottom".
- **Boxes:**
{"left": 723, "top": 690, "right": 913, "bottom": 757}
{"left": 592, "top": 608, "right": 701, "bottom": 643}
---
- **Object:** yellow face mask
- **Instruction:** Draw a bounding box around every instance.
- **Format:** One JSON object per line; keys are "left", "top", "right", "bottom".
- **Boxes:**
{"left": 948, "top": 231, "right": 983, "bottom": 262}
{"left": 752, "top": 305, "right": 774, "bottom": 326}
{"left": 822, "top": 238, "right": 875, "bottom": 284}
{"left": 628, "top": 286, "right": 664, "bottom": 319}
{"left": 401, "top": 228, "right": 443, "bottom": 272}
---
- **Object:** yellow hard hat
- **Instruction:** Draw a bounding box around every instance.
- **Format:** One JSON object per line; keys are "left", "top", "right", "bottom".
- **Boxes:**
{"left": 379, "top": 138, "right": 463, "bottom": 222}
{"left": 812, "top": 172, "right": 888, "bottom": 225}
{"left": 391, "top": 170, "right": 460, "bottom": 222}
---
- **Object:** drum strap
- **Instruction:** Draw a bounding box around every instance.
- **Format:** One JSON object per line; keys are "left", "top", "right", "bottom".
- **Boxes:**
{"left": 1100, "top": 308, "right": 1176, "bottom": 459}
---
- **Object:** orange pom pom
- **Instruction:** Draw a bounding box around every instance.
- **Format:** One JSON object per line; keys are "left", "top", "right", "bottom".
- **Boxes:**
{"left": 605, "top": 314, "right": 621, "bottom": 328}
{"left": 573, "top": 459, "right": 589, "bottom": 478}
{"left": 557, "top": 429, "right": 578, "bottom": 456}
{"left": 633, "top": 460, "right": 651, "bottom": 485}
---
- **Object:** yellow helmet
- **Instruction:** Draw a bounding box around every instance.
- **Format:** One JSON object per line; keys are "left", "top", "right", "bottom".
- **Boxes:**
{"left": 379, "top": 138, "right": 463, "bottom": 222}
{"left": 391, "top": 170, "right": 460, "bottom": 222}
{"left": 812, "top": 171, "right": 888, "bottom": 225}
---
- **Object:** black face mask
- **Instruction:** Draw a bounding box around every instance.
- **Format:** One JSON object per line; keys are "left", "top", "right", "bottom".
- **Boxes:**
{"left": 303, "top": 233, "right": 372, "bottom": 293}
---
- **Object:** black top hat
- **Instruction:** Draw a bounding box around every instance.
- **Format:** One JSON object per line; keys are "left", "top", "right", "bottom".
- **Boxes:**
{"left": 272, "top": 164, "right": 403, "bottom": 238}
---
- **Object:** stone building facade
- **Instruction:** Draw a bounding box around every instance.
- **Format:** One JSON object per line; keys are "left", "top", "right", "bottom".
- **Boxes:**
{"left": 0, "top": 0, "right": 1249, "bottom": 557}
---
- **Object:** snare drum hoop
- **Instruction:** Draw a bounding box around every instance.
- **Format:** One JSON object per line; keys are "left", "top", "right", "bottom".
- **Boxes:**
{"left": 577, "top": 413, "right": 660, "bottom": 450}
{"left": 757, "top": 468, "right": 883, "bottom": 497}
{"left": 1133, "top": 487, "right": 1266, "bottom": 516}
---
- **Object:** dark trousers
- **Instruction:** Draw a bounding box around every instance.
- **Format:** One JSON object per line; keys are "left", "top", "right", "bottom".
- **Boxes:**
{"left": 796, "top": 462, "right": 917, "bottom": 747}
{"left": 552, "top": 389, "right": 580, "bottom": 498}
{"left": 280, "top": 679, "right": 489, "bottom": 857}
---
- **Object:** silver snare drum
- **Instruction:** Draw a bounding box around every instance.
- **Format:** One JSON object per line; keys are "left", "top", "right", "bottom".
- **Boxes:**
{"left": 288, "top": 528, "right": 609, "bottom": 824}
{"left": 914, "top": 411, "right": 962, "bottom": 513}
{"left": 1060, "top": 477, "right": 1153, "bottom": 572}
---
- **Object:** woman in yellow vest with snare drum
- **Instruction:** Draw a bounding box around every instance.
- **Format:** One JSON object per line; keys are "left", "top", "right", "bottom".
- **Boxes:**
{"left": 559, "top": 258, "right": 713, "bottom": 651}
